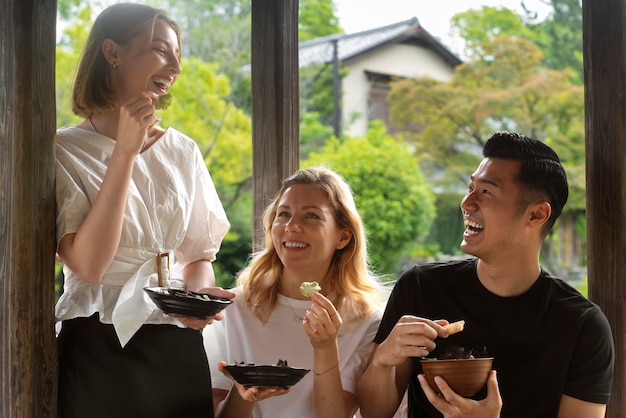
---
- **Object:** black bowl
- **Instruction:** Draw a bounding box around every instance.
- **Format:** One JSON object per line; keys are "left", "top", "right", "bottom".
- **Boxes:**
{"left": 144, "top": 287, "right": 232, "bottom": 319}
{"left": 224, "top": 362, "right": 310, "bottom": 389}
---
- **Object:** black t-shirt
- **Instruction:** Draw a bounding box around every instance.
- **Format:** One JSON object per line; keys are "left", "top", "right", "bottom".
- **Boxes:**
{"left": 375, "top": 259, "right": 614, "bottom": 418}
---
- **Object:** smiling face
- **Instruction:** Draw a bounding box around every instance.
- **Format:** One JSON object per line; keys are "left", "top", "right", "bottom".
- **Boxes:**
{"left": 271, "top": 184, "right": 351, "bottom": 282}
{"left": 460, "top": 158, "right": 531, "bottom": 261}
{"left": 106, "top": 19, "right": 181, "bottom": 103}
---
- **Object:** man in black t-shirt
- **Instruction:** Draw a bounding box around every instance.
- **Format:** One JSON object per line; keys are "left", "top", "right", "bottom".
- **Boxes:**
{"left": 356, "top": 132, "right": 614, "bottom": 418}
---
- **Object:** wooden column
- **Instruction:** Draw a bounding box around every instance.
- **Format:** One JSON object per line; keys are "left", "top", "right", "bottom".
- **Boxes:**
{"left": 250, "top": 0, "right": 300, "bottom": 251}
{"left": 0, "top": 0, "right": 58, "bottom": 417}
{"left": 582, "top": 0, "right": 625, "bottom": 416}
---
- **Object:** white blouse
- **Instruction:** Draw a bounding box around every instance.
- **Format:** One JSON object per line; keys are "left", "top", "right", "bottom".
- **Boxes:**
{"left": 55, "top": 126, "right": 229, "bottom": 346}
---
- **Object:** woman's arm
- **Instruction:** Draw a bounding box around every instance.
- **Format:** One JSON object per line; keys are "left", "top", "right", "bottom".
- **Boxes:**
{"left": 57, "top": 93, "right": 156, "bottom": 283}
{"left": 57, "top": 149, "right": 137, "bottom": 283}
{"left": 182, "top": 259, "right": 215, "bottom": 291}
{"left": 305, "top": 292, "right": 357, "bottom": 418}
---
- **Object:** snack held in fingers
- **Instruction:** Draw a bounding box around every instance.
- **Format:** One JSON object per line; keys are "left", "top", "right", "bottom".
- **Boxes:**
{"left": 300, "top": 281, "right": 321, "bottom": 297}
{"left": 444, "top": 320, "right": 465, "bottom": 335}
{"left": 158, "top": 93, "right": 173, "bottom": 110}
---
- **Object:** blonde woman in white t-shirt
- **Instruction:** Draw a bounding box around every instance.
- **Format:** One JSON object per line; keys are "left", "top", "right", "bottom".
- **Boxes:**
{"left": 204, "top": 167, "right": 386, "bottom": 418}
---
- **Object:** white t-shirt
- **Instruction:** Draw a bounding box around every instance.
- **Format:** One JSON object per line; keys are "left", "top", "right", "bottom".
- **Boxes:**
{"left": 203, "top": 289, "right": 381, "bottom": 418}
{"left": 55, "top": 126, "right": 229, "bottom": 345}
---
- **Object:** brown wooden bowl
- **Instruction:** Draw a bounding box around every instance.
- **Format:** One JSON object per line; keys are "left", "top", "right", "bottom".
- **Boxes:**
{"left": 420, "top": 357, "right": 493, "bottom": 397}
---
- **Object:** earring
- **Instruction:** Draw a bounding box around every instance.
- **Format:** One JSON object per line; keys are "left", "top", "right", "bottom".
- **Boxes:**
{"left": 112, "top": 63, "right": 118, "bottom": 69}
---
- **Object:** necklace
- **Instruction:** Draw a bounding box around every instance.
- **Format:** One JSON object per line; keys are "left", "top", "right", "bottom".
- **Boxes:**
{"left": 88, "top": 116, "right": 148, "bottom": 152}
{"left": 284, "top": 297, "right": 306, "bottom": 322}
{"left": 88, "top": 117, "right": 98, "bottom": 133}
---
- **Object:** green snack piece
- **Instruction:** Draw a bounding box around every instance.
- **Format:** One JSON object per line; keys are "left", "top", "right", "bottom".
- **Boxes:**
{"left": 158, "top": 93, "right": 173, "bottom": 110}
{"left": 299, "top": 281, "right": 321, "bottom": 297}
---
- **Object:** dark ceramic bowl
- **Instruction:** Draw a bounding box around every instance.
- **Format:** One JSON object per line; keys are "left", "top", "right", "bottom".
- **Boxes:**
{"left": 144, "top": 287, "right": 232, "bottom": 319}
{"left": 224, "top": 362, "right": 310, "bottom": 389}
{"left": 420, "top": 357, "right": 494, "bottom": 397}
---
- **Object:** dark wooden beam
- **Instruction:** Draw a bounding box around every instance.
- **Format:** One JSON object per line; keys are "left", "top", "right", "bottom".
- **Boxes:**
{"left": 250, "top": 0, "right": 300, "bottom": 251}
{"left": 0, "top": 1, "right": 58, "bottom": 417}
{"left": 582, "top": 0, "right": 625, "bottom": 416}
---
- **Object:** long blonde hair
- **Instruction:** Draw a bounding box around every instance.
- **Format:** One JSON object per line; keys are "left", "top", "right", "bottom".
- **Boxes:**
{"left": 238, "top": 167, "right": 382, "bottom": 323}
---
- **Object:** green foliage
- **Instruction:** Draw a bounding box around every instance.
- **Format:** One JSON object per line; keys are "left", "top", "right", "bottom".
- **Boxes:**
{"left": 299, "top": 63, "right": 347, "bottom": 155}
{"left": 531, "top": 0, "right": 583, "bottom": 84}
{"left": 56, "top": 6, "right": 92, "bottom": 128}
{"left": 158, "top": 57, "right": 252, "bottom": 200}
{"left": 452, "top": 6, "right": 545, "bottom": 58}
{"left": 425, "top": 193, "right": 465, "bottom": 257}
{"left": 299, "top": 0, "right": 342, "bottom": 41}
{"left": 157, "top": 57, "right": 254, "bottom": 284}
{"left": 303, "top": 122, "right": 436, "bottom": 275}
{"left": 57, "top": 0, "right": 86, "bottom": 20}
{"left": 299, "top": 112, "right": 335, "bottom": 158}
{"left": 452, "top": 2, "right": 583, "bottom": 84}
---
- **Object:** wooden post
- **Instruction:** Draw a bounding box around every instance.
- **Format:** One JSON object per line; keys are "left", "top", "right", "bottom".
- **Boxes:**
{"left": 250, "top": 0, "right": 300, "bottom": 251}
{"left": 0, "top": 0, "right": 58, "bottom": 417}
{"left": 582, "top": 0, "right": 626, "bottom": 416}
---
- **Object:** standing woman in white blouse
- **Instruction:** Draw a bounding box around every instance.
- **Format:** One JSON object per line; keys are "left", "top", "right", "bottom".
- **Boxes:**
{"left": 54, "top": 4, "right": 233, "bottom": 418}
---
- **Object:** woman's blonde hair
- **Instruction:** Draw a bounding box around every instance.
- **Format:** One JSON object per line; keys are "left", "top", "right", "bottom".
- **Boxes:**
{"left": 238, "top": 166, "right": 382, "bottom": 323}
{"left": 71, "top": 3, "right": 181, "bottom": 118}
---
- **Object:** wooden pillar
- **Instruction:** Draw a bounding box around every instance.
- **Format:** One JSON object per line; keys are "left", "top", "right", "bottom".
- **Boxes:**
{"left": 0, "top": 0, "right": 58, "bottom": 416}
{"left": 250, "top": 0, "right": 300, "bottom": 251}
{"left": 582, "top": 0, "right": 626, "bottom": 416}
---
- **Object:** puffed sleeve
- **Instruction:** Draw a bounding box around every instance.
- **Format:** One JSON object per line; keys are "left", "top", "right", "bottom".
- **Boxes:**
{"left": 175, "top": 143, "right": 230, "bottom": 266}
{"left": 55, "top": 141, "right": 92, "bottom": 245}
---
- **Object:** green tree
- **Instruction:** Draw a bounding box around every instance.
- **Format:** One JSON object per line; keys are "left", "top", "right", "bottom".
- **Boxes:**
{"left": 452, "top": 2, "right": 583, "bottom": 84}
{"left": 56, "top": 5, "right": 92, "bottom": 128}
{"left": 451, "top": 6, "right": 545, "bottom": 58}
{"left": 531, "top": 0, "right": 583, "bottom": 84}
{"left": 158, "top": 57, "right": 253, "bottom": 287}
{"left": 299, "top": 0, "right": 341, "bottom": 42}
{"left": 303, "top": 122, "right": 436, "bottom": 275}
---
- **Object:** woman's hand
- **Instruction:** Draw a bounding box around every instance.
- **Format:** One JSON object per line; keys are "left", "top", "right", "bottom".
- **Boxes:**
{"left": 171, "top": 287, "right": 235, "bottom": 330}
{"left": 303, "top": 292, "right": 342, "bottom": 348}
{"left": 115, "top": 91, "right": 159, "bottom": 154}
{"left": 217, "top": 361, "right": 290, "bottom": 402}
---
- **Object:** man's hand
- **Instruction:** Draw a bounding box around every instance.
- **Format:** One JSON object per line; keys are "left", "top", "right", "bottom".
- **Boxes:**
{"left": 417, "top": 370, "right": 502, "bottom": 418}
{"left": 373, "top": 315, "right": 449, "bottom": 367}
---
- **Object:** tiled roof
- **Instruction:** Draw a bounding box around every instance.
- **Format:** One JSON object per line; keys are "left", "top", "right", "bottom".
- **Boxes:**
{"left": 299, "top": 17, "right": 462, "bottom": 68}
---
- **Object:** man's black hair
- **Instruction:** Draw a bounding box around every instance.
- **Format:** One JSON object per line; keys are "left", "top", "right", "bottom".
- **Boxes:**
{"left": 483, "top": 131, "right": 569, "bottom": 234}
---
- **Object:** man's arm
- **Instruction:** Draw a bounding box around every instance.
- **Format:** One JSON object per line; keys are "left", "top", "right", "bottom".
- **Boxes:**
{"left": 356, "top": 346, "right": 412, "bottom": 418}
{"left": 557, "top": 394, "right": 607, "bottom": 418}
{"left": 357, "top": 316, "right": 448, "bottom": 418}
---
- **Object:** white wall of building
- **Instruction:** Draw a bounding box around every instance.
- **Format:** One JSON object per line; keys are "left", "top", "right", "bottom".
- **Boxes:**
{"left": 341, "top": 43, "right": 456, "bottom": 137}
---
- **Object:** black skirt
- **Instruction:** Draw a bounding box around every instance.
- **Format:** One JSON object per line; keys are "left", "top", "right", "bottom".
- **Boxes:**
{"left": 57, "top": 314, "right": 214, "bottom": 418}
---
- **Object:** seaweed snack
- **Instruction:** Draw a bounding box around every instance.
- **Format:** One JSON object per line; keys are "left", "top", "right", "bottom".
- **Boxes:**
{"left": 157, "top": 93, "right": 173, "bottom": 110}
{"left": 437, "top": 345, "right": 489, "bottom": 360}
{"left": 299, "top": 281, "right": 321, "bottom": 297}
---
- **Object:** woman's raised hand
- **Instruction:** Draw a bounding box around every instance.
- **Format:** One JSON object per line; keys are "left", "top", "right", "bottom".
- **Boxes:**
{"left": 303, "top": 292, "right": 342, "bottom": 348}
